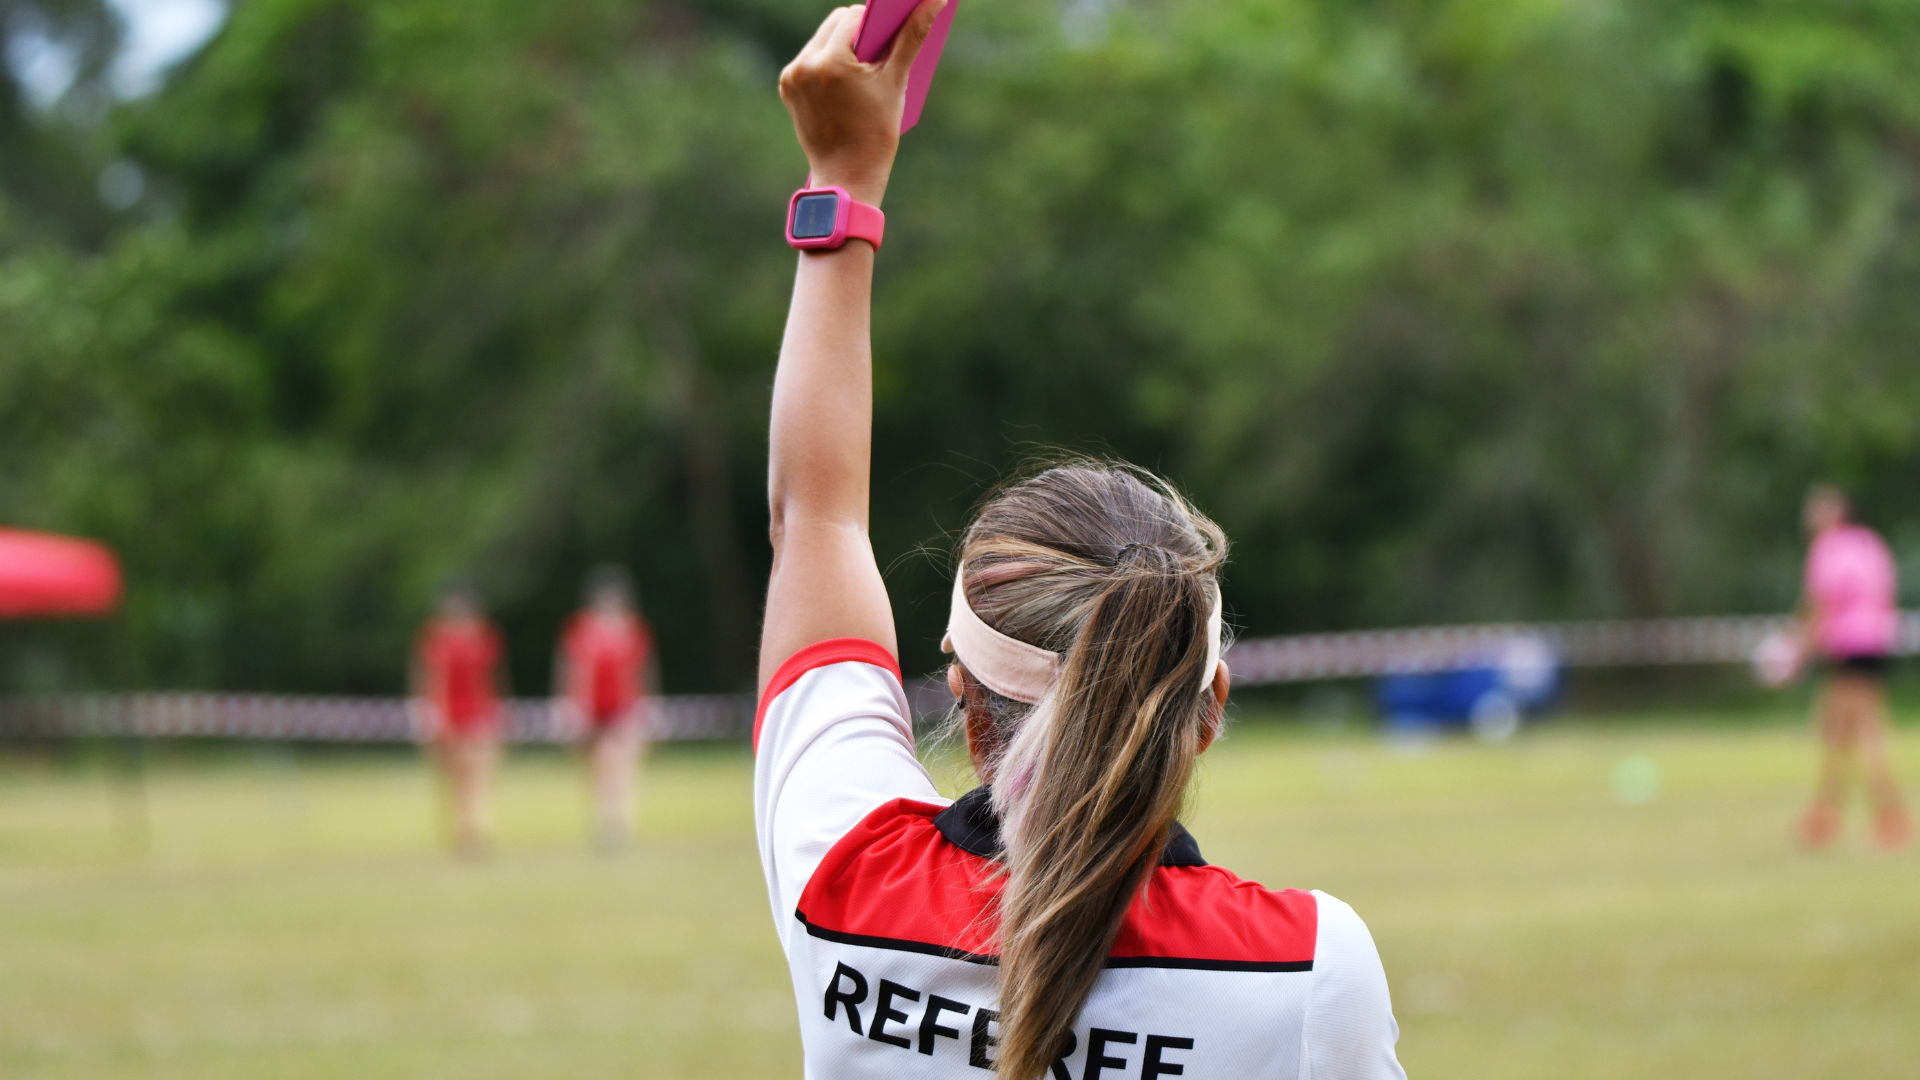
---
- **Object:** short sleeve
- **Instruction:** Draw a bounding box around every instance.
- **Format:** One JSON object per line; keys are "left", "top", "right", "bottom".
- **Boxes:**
{"left": 1870, "top": 531, "right": 1898, "bottom": 599}
{"left": 1301, "top": 892, "right": 1407, "bottom": 1080}
{"left": 752, "top": 639, "right": 942, "bottom": 940}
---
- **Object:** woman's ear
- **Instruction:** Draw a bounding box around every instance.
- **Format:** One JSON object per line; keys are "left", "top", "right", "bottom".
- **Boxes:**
{"left": 1198, "top": 661, "right": 1229, "bottom": 754}
{"left": 950, "top": 663, "right": 994, "bottom": 779}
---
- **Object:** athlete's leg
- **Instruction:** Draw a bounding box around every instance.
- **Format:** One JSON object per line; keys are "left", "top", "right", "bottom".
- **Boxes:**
{"left": 589, "top": 719, "right": 641, "bottom": 851}
{"left": 451, "top": 731, "right": 497, "bottom": 860}
{"left": 477, "top": 731, "right": 500, "bottom": 851}
{"left": 1850, "top": 677, "right": 1911, "bottom": 850}
{"left": 1802, "top": 675, "right": 1859, "bottom": 848}
{"left": 449, "top": 733, "right": 478, "bottom": 857}
{"left": 427, "top": 734, "right": 456, "bottom": 847}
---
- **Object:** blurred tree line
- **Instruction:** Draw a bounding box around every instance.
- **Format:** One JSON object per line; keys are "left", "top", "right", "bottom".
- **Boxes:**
{"left": 4, "top": 0, "right": 1920, "bottom": 694}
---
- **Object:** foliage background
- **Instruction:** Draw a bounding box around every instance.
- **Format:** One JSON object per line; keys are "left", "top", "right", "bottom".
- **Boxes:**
{"left": 5, "top": 0, "right": 1920, "bottom": 694}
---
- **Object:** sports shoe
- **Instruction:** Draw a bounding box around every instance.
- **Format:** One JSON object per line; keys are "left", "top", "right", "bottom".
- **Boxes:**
{"left": 1873, "top": 806, "right": 1912, "bottom": 852}
{"left": 1799, "top": 803, "right": 1841, "bottom": 850}
{"left": 593, "top": 820, "right": 630, "bottom": 856}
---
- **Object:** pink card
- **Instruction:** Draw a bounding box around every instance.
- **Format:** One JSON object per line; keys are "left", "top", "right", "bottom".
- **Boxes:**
{"left": 853, "top": 0, "right": 958, "bottom": 133}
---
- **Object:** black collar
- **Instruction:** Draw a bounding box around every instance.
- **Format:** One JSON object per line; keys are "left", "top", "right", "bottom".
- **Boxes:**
{"left": 933, "top": 785, "right": 1208, "bottom": 868}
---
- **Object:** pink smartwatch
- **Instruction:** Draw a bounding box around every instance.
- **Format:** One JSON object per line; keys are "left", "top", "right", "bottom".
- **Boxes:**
{"left": 786, "top": 186, "right": 885, "bottom": 251}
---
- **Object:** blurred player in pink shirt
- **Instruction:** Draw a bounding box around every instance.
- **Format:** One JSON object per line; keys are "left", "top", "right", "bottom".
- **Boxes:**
{"left": 555, "top": 565, "right": 656, "bottom": 852}
{"left": 1799, "top": 485, "right": 1908, "bottom": 850}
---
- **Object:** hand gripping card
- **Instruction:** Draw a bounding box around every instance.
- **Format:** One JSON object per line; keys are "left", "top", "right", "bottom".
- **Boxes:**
{"left": 853, "top": 0, "right": 958, "bottom": 133}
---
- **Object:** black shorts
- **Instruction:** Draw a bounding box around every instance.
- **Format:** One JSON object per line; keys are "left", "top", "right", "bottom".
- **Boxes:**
{"left": 1830, "top": 654, "right": 1893, "bottom": 679}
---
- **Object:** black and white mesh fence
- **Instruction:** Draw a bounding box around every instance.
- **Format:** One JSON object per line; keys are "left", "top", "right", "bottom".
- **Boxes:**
{"left": 1222, "top": 612, "right": 1920, "bottom": 684}
{"left": 4, "top": 611, "right": 1913, "bottom": 743}
{"left": 0, "top": 693, "right": 756, "bottom": 744}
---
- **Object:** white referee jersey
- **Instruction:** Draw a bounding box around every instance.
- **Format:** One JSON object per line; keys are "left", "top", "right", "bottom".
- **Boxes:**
{"left": 754, "top": 638, "right": 1407, "bottom": 1080}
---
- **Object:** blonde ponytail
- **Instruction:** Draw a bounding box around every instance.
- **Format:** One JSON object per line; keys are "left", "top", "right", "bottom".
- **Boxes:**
{"left": 952, "top": 464, "right": 1226, "bottom": 1080}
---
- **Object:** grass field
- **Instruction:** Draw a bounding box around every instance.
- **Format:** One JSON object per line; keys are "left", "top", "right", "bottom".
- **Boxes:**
{"left": 1, "top": 714, "right": 1916, "bottom": 1079}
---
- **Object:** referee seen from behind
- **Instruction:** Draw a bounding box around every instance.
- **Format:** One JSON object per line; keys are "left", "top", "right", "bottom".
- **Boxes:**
{"left": 753, "top": 5, "right": 1406, "bottom": 1077}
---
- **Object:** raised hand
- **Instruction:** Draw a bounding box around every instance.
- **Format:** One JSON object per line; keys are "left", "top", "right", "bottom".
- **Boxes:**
{"left": 778, "top": 0, "right": 945, "bottom": 206}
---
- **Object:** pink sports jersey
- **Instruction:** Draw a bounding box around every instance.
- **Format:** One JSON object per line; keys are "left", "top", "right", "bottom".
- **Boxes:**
{"left": 753, "top": 637, "right": 1406, "bottom": 1080}
{"left": 1805, "top": 524, "right": 1899, "bottom": 659}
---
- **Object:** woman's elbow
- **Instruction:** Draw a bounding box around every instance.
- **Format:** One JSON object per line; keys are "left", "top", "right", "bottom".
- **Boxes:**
{"left": 767, "top": 495, "right": 789, "bottom": 556}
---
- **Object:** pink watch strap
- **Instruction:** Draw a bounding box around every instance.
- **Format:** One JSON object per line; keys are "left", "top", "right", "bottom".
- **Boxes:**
{"left": 847, "top": 198, "right": 886, "bottom": 250}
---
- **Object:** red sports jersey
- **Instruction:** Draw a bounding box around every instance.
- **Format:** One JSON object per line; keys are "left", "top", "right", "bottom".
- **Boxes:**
{"left": 753, "top": 638, "right": 1405, "bottom": 1080}
{"left": 418, "top": 618, "right": 502, "bottom": 734}
{"left": 563, "top": 611, "right": 652, "bottom": 725}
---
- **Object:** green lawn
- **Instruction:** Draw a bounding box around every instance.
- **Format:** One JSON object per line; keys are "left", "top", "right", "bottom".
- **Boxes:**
{"left": 0, "top": 716, "right": 1915, "bottom": 1079}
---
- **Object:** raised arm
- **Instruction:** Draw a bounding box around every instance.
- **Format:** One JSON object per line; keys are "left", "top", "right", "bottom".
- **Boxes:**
{"left": 759, "top": 1, "right": 943, "bottom": 691}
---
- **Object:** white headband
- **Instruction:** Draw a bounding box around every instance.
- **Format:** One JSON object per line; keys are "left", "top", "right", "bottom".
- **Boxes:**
{"left": 942, "top": 564, "right": 1225, "bottom": 705}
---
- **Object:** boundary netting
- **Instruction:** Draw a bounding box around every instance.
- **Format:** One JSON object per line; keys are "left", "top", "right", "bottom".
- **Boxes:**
{"left": 5, "top": 612, "right": 1913, "bottom": 742}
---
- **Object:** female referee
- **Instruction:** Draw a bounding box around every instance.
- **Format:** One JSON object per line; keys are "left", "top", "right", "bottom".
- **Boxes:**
{"left": 753, "top": 6, "right": 1406, "bottom": 1078}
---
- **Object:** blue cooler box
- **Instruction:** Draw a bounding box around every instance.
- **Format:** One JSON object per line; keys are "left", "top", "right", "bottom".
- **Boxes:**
{"left": 1375, "top": 636, "right": 1560, "bottom": 739}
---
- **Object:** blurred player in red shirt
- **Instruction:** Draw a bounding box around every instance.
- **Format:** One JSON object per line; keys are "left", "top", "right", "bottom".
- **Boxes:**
{"left": 413, "top": 581, "right": 508, "bottom": 859}
{"left": 556, "top": 565, "right": 656, "bottom": 851}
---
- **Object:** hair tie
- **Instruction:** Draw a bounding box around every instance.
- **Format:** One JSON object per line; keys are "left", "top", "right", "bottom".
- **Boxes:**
{"left": 1114, "top": 542, "right": 1166, "bottom": 568}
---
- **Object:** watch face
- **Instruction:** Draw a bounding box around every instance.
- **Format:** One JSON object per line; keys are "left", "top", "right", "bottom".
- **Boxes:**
{"left": 791, "top": 193, "right": 841, "bottom": 240}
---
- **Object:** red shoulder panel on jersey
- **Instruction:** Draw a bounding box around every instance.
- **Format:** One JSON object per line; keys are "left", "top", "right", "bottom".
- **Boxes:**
{"left": 796, "top": 799, "right": 1317, "bottom": 971}
{"left": 797, "top": 798, "right": 1001, "bottom": 960}
{"left": 1109, "top": 865, "right": 1317, "bottom": 970}
{"left": 754, "top": 637, "right": 904, "bottom": 751}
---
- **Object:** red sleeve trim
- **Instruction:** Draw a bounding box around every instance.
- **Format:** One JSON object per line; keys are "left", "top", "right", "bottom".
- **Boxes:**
{"left": 754, "top": 637, "right": 903, "bottom": 751}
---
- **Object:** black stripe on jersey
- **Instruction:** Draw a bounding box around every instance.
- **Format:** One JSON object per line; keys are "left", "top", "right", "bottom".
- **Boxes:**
{"left": 1105, "top": 956, "right": 1314, "bottom": 973}
{"left": 796, "top": 911, "right": 1313, "bottom": 972}
{"left": 796, "top": 911, "right": 998, "bottom": 965}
